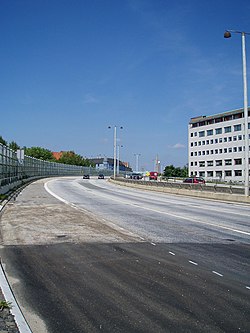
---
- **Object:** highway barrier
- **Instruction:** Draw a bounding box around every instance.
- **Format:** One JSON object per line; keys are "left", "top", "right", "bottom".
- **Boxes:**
{"left": 0, "top": 143, "right": 96, "bottom": 195}
{"left": 111, "top": 177, "right": 250, "bottom": 204}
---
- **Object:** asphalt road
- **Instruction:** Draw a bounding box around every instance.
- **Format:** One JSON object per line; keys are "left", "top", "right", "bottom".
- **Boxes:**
{"left": 0, "top": 177, "right": 249, "bottom": 333}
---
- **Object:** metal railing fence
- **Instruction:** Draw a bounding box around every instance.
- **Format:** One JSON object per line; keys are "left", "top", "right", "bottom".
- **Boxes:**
{"left": 0, "top": 144, "right": 96, "bottom": 194}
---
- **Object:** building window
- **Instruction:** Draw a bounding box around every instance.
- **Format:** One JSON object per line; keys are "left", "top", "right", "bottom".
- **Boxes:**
{"left": 199, "top": 172, "right": 205, "bottom": 177}
{"left": 215, "top": 149, "right": 218, "bottom": 154}
{"left": 207, "top": 129, "right": 213, "bottom": 136}
{"left": 206, "top": 150, "right": 209, "bottom": 155}
{"left": 199, "top": 161, "right": 205, "bottom": 167}
{"left": 219, "top": 138, "right": 223, "bottom": 143}
{"left": 233, "top": 147, "right": 237, "bottom": 152}
{"left": 195, "top": 152, "right": 197, "bottom": 156}
{"left": 216, "top": 160, "right": 222, "bottom": 166}
{"left": 191, "top": 152, "right": 193, "bottom": 156}
{"left": 224, "top": 126, "right": 231, "bottom": 133}
{"left": 225, "top": 159, "right": 232, "bottom": 165}
{"left": 228, "top": 137, "right": 232, "bottom": 142}
{"left": 233, "top": 136, "right": 237, "bottom": 141}
{"left": 207, "top": 171, "right": 213, "bottom": 177}
{"left": 229, "top": 148, "right": 232, "bottom": 153}
{"left": 215, "top": 139, "right": 218, "bottom": 144}
{"left": 225, "top": 170, "right": 232, "bottom": 177}
{"left": 191, "top": 162, "right": 193, "bottom": 166}
{"left": 239, "top": 146, "right": 242, "bottom": 152}
{"left": 206, "top": 140, "right": 209, "bottom": 144}
{"left": 215, "top": 128, "right": 222, "bottom": 134}
{"left": 195, "top": 142, "right": 197, "bottom": 146}
{"left": 198, "top": 141, "right": 201, "bottom": 145}
{"left": 216, "top": 171, "right": 222, "bottom": 178}
{"left": 210, "top": 139, "right": 214, "bottom": 144}
{"left": 191, "top": 142, "right": 193, "bottom": 147}
{"left": 215, "top": 118, "right": 223, "bottom": 123}
{"left": 199, "top": 131, "right": 205, "bottom": 137}
{"left": 224, "top": 137, "right": 227, "bottom": 142}
{"left": 210, "top": 150, "right": 214, "bottom": 154}
{"left": 238, "top": 135, "right": 242, "bottom": 140}
{"left": 202, "top": 141, "right": 205, "bottom": 145}
{"left": 219, "top": 149, "right": 222, "bottom": 153}
{"left": 235, "top": 170, "right": 242, "bottom": 176}
{"left": 224, "top": 148, "right": 227, "bottom": 153}
{"left": 207, "top": 160, "right": 213, "bottom": 166}
{"left": 234, "top": 124, "right": 241, "bottom": 131}
{"left": 191, "top": 133, "right": 193, "bottom": 137}
{"left": 234, "top": 158, "right": 242, "bottom": 165}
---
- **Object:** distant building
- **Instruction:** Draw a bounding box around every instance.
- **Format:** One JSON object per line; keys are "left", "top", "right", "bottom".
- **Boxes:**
{"left": 188, "top": 108, "right": 250, "bottom": 182}
{"left": 52, "top": 151, "right": 63, "bottom": 160}
{"left": 89, "top": 157, "right": 132, "bottom": 173}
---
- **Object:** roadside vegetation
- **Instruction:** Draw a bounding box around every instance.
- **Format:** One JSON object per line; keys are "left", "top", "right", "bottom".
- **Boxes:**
{"left": 163, "top": 164, "right": 188, "bottom": 178}
{"left": 0, "top": 135, "right": 94, "bottom": 167}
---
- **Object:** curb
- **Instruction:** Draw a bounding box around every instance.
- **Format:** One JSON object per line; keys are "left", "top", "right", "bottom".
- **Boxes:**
{"left": 0, "top": 260, "right": 32, "bottom": 333}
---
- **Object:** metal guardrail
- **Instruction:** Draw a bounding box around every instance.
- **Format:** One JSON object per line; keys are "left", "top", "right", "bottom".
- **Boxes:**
{"left": 115, "top": 177, "right": 245, "bottom": 195}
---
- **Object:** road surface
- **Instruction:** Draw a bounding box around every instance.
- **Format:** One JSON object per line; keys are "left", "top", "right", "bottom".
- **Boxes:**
{"left": 0, "top": 177, "right": 249, "bottom": 332}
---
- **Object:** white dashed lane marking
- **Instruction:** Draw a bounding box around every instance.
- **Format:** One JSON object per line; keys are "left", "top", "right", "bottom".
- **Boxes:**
{"left": 212, "top": 271, "right": 224, "bottom": 277}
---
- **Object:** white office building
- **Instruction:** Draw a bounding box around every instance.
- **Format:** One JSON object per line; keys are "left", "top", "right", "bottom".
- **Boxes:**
{"left": 188, "top": 108, "right": 250, "bottom": 183}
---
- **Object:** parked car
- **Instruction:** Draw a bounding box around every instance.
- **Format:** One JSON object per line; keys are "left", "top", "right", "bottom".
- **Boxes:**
{"left": 98, "top": 174, "right": 104, "bottom": 179}
{"left": 83, "top": 174, "right": 90, "bottom": 179}
{"left": 130, "top": 173, "right": 143, "bottom": 180}
{"left": 183, "top": 177, "right": 205, "bottom": 184}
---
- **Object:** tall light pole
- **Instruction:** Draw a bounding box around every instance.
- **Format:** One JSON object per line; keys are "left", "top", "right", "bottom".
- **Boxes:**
{"left": 224, "top": 30, "right": 250, "bottom": 196}
{"left": 134, "top": 153, "right": 141, "bottom": 172}
{"left": 117, "top": 145, "right": 123, "bottom": 175}
{"left": 108, "top": 126, "right": 123, "bottom": 179}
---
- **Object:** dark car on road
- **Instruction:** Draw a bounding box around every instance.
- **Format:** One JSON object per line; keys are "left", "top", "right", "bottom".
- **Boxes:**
{"left": 183, "top": 177, "right": 205, "bottom": 184}
{"left": 83, "top": 174, "right": 90, "bottom": 179}
{"left": 98, "top": 174, "right": 104, "bottom": 179}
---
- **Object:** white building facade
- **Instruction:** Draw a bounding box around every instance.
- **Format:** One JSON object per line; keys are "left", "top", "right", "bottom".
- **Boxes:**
{"left": 188, "top": 108, "right": 250, "bottom": 183}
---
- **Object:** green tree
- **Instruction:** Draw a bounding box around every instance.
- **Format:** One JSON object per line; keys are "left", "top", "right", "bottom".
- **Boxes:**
{"left": 9, "top": 141, "right": 20, "bottom": 151}
{"left": 58, "top": 151, "right": 94, "bottom": 167}
{"left": 163, "top": 164, "right": 188, "bottom": 178}
{"left": 0, "top": 135, "right": 7, "bottom": 146}
{"left": 163, "top": 164, "right": 176, "bottom": 177}
{"left": 25, "top": 147, "right": 55, "bottom": 161}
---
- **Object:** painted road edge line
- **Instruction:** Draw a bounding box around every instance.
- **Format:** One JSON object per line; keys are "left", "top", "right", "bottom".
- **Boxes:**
{"left": 0, "top": 261, "right": 32, "bottom": 333}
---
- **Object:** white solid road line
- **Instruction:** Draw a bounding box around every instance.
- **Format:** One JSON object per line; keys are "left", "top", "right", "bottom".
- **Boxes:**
{"left": 0, "top": 262, "right": 32, "bottom": 333}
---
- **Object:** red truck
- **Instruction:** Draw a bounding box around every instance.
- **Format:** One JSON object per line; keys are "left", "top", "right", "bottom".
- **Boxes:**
{"left": 149, "top": 171, "right": 158, "bottom": 180}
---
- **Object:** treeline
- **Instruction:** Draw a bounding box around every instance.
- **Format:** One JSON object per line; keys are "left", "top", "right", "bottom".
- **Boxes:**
{"left": 0, "top": 135, "right": 93, "bottom": 167}
{"left": 163, "top": 164, "right": 188, "bottom": 178}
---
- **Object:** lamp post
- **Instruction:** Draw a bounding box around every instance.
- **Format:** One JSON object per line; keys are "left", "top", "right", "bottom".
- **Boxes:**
{"left": 224, "top": 30, "right": 250, "bottom": 196}
{"left": 108, "top": 126, "right": 123, "bottom": 179}
{"left": 117, "top": 145, "right": 123, "bottom": 175}
{"left": 134, "top": 153, "right": 141, "bottom": 172}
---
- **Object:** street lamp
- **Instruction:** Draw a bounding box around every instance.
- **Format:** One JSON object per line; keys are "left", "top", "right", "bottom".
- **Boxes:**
{"left": 108, "top": 126, "right": 123, "bottom": 179}
{"left": 117, "top": 145, "right": 123, "bottom": 175}
{"left": 224, "top": 30, "right": 250, "bottom": 196}
{"left": 134, "top": 153, "right": 141, "bottom": 172}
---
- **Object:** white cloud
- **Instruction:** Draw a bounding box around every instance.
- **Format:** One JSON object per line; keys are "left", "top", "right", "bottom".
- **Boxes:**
{"left": 82, "top": 93, "right": 99, "bottom": 104}
{"left": 173, "top": 143, "right": 185, "bottom": 149}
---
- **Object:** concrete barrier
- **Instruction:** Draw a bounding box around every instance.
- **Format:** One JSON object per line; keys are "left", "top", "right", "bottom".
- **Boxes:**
{"left": 110, "top": 178, "right": 250, "bottom": 204}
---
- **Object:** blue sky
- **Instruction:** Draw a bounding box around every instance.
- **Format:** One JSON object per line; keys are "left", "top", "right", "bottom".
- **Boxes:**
{"left": 1, "top": 0, "right": 250, "bottom": 171}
